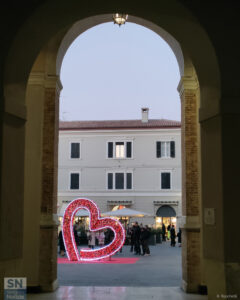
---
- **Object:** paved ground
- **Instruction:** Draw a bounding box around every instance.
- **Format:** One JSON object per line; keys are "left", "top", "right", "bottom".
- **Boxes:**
{"left": 58, "top": 241, "right": 182, "bottom": 287}
{"left": 28, "top": 286, "right": 207, "bottom": 300}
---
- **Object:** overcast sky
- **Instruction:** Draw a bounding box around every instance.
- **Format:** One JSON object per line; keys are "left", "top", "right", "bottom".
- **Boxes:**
{"left": 60, "top": 22, "right": 181, "bottom": 121}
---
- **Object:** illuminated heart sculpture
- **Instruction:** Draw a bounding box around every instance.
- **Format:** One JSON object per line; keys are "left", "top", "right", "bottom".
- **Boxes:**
{"left": 62, "top": 198, "right": 125, "bottom": 261}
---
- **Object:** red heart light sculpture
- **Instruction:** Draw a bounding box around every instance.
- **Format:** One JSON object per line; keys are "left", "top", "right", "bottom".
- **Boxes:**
{"left": 62, "top": 198, "right": 125, "bottom": 261}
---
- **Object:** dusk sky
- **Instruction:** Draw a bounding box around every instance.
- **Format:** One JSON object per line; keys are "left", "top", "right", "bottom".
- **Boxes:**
{"left": 59, "top": 22, "right": 181, "bottom": 122}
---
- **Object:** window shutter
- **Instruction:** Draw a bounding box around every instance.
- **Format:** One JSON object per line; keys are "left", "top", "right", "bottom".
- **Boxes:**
{"left": 126, "top": 173, "right": 132, "bottom": 189}
{"left": 115, "top": 173, "right": 124, "bottom": 189}
{"left": 71, "top": 143, "right": 80, "bottom": 158}
{"left": 70, "top": 173, "right": 79, "bottom": 189}
{"left": 161, "top": 172, "right": 171, "bottom": 189}
{"left": 156, "top": 142, "right": 161, "bottom": 157}
{"left": 170, "top": 141, "right": 175, "bottom": 158}
{"left": 108, "top": 142, "right": 113, "bottom": 158}
{"left": 126, "top": 142, "right": 132, "bottom": 158}
{"left": 108, "top": 173, "right": 113, "bottom": 189}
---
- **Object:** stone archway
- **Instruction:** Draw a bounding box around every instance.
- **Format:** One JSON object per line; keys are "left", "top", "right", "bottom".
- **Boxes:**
{"left": 23, "top": 15, "right": 204, "bottom": 293}
{"left": 1, "top": 1, "right": 223, "bottom": 298}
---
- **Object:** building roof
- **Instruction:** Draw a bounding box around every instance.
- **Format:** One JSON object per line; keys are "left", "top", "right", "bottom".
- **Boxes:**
{"left": 59, "top": 119, "right": 181, "bottom": 131}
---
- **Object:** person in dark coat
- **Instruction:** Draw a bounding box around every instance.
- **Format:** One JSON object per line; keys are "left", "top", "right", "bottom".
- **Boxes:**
{"left": 177, "top": 228, "right": 182, "bottom": 247}
{"left": 128, "top": 227, "right": 135, "bottom": 252}
{"left": 133, "top": 222, "right": 141, "bottom": 255}
{"left": 170, "top": 225, "right": 176, "bottom": 247}
{"left": 162, "top": 223, "right": 166, "bottom": 242}
{"left": 140, "top": 225, "right": 151, "bottom": 256}
{"left": 58, "top": 230, "right": 65, "bottom": 256}
{"left": 73, "top": 223, "right": 79, "bottom": 246}
{"left": 104, "top": 228, "right": 114, "bottom": 245}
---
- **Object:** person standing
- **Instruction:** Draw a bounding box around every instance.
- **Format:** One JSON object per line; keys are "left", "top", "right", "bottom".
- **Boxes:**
{"left": 58, "top": 230, "right": 65, "bottom": 256}
{"left": 104, "top": 228, "right": 114, "bottom": 245}
{"left": 133, "top": 222, "right": 141, "bottom": 255}
{"left": 128, "top": 227, "right": 135, "bottom": 252}
{"left": 177, "top": 228, "right": 182, "bottom": 247}
{"left": 87, "top": 230, "right": 96, "bottom": 249}
{"left": 97, "top": 230, "right": 105, "bottom": 247}
{"left": 73, "top": 222, "right": 79, "bottom": 246}
{"left": 170, "top": 225, "right": 176, "bottom": 247}
{"left": 167, "top": 224, "right": 171, "bottom": 240}
{"left": 162, "top": 223, "right": 166, "bottom": 242}
{"left": 140, "top": 225, "right": 151, "bottom": 256}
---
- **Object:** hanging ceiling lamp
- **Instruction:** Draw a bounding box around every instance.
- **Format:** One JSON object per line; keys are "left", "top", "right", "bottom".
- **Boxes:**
{"left": 113, "top": 13, "right": 128, "bottom": 26}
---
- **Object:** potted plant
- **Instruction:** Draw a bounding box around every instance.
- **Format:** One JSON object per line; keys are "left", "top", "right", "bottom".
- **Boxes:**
{"left": 155, "top": 228, "right": 162, "bottom": 243}
{"left": 148, "top": 228, "right": 156, "bottom": 245}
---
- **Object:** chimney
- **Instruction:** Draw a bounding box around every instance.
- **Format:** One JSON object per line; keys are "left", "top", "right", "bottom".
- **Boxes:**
{"left": 141, "top": 107, "right": 149, "bottom": 123}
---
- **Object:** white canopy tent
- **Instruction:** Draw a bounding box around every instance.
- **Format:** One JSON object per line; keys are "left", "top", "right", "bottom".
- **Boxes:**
{"left": 102, "top": 208, "right": 152, "bottom": 217}
{"left": 58, "top": 205, "right": 89, "bottom": 217}
{"left": 102, "top": 208, "right": 153, "bottom": 230}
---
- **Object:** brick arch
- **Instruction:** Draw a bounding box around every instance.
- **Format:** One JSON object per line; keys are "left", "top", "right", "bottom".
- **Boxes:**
{"left": 23, "top": 19, "right": 201, "bottom": 293}
{"left": 3, "top": 1, "right": 220, "bottom": 107}
{"left": 56, "top": 14, "right": 184, "bottom": 77}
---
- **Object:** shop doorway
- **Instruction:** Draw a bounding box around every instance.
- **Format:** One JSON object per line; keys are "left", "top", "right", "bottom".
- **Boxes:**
{"left": 156, "top": 205, "right": 177, "bottom": 229}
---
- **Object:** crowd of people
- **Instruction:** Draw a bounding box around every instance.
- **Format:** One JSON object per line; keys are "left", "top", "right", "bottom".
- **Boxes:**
{"left": 58, "top": 227, "right": 115, "bottom": 256}
{"left": 86, "top": 228, "right": 114, "bottom": 249}
{"left": 58, "top": 221, "right": 182, "bottom": 257}
{"left": 161, "top": 223, "right": 181, "bottom": 247}
{"left": 128, "top": 222, "right": 151, "bottom": 256}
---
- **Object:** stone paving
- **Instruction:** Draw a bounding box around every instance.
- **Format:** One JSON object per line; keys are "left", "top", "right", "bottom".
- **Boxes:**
{"left": 28, "top": 286, "right": 207, "bottom": 300}
{"left": 58, "top": 241, "right": 182, "bottom": 287}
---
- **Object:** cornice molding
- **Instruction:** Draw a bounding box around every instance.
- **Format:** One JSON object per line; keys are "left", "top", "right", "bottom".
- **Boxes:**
{"left": 177, "top": 76, "right": 199, "bottom": 97}
{"left": 178, "top": 215, "right": 201, "bottom": 230}
{"left": 28, "top": 72, "right": 45, "bottom": 86}
{"left": 28, "top": 72, "right": 63, "bottom": 92}
{"left": 40, "top": 213, "right": 59, "bottom": 228}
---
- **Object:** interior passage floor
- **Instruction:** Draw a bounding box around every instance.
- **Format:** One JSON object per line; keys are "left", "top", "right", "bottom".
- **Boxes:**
{"left": 28, "top": 286, "right": 208, "bottom": 300}
{"left": 58, "top": 242, "right": 181, "bottom": 286}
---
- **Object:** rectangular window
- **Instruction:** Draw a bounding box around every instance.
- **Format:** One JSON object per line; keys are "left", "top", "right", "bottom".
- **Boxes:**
{"left": 71, "top": 142, "right": 80, "bottom": 158}
{"left": 161, "top": 172, "right": 171, "bottom": 189}
{"left": 156, "top": 141, "right": 175, "bottom": 158}
{"left": 70, "top": 173, "right": 80, "bottom": 189}
{"left": 115, "top": 142, "right": 125, "bottom": 158}
{"left": 126, "top": 173, "right": 132, "bottom": 189}
{"left": 156, "top": 141, "right": 161, "bottom": 157}
{"left": 108, "top": 173, "right": 113, "bottom": 189}
{"left": 108, "top": 142, "right": 113, "bottom": 158}
{"left": 126, "top": 142, "right": 132, "bottom": 158}
{"left": 107, "top": 172, "right": 133, "bottom": 190}
{"left": 115, "top": 173, "right": 124, "bottom": 189}
{"left": 107, "top": 141, "right": 132, "bottom": 159}
{"left": 170, "top": 141, "right": 175, "bottom": 158}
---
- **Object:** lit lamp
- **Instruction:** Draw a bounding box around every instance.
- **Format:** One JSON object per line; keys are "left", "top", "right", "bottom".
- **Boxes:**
{"left": 113, "top": 13, "right": 128, "bottom": 26}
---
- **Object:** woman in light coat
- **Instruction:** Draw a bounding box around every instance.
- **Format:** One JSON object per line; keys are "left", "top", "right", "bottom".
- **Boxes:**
{"left": 97, "top": 230, "right": 105, "bottom": 247}
{"left": 87, "top": 230, "right": 96, "bottom": 249}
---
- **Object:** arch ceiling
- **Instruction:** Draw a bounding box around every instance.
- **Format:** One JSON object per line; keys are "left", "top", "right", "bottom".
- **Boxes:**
{"left": 3, "top": 0, "right": 221, "bottom": 109}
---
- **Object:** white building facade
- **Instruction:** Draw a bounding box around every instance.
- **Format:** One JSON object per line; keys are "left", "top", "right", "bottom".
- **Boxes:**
{"left": 58, "top": 109, "right": 181, "bottom": 228}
